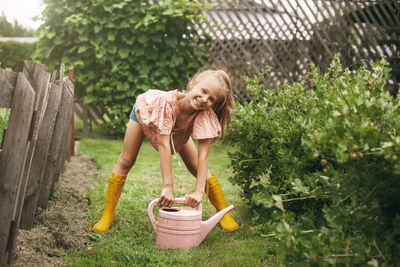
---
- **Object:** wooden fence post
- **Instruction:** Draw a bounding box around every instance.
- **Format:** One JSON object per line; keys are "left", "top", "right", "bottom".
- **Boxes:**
{"left": 60, "top": 79, "right": 75, "bottom": 179}
{"left": 14, "top": 61, "right": 51, "bottom": 231}
{"left": 0, "top": 72, "right": 35, "bottom": 265}
{"left": 18, "top": 65, "right": 64, "bottom": 230}
{"left": 68, "top": 69, "right": 75, "bottom": 158}
{"left": 38, "top": 78, "right": 74, "bottom": 208}
{"left": 4, "top": 62, "right": 51, "bottom": 264}
{"left": 83, "top": 102, "right": 89, "bottom": 136}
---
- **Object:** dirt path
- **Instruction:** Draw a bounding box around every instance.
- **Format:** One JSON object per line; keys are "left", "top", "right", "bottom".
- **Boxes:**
{"left": 10, "top": 154, "right": 101, "bottom": 267}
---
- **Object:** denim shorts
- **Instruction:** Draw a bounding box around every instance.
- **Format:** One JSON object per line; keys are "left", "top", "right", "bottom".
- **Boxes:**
{"left": 129, "top": 103, "right": 138, "bottom": 122}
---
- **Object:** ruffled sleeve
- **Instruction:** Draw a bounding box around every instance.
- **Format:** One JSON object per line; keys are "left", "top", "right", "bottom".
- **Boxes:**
{"left": 192, "top": 109, "right": 221, "bottom": 139}
{"left": 148, "top": 97, "right": 175, "bottom": 135}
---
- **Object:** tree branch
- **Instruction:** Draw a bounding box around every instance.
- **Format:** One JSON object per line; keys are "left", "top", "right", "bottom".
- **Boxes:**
{"left": 262, "top": 230, "right": 314, "bottom": 237}
{"left": 328, "top": 253, "right": 359, "bottom": 257}
{"left": 374, "top": 240, "right": 387, "bottom": 263}
{"left": 282, "top": 195, "right": 317, "bottom": 202}
{"left": 350, "top": 182, "right": 384, "bottom": 214}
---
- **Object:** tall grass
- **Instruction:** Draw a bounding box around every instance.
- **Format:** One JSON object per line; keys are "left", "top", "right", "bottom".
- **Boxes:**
{"left": 69, "top": 138, "right": 277, "bottom": 266}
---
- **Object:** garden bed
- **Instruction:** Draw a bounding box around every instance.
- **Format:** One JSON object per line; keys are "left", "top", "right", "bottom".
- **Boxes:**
{"left": 11, "top": 154, "right": 100, "bottom": 266}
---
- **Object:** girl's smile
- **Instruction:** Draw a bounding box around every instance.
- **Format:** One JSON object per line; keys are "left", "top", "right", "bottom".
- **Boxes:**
{"left": 193, "top": 97, "right": 202, "bottom": 109}
{"left": 187, "top": 75, "right": 223, "bottom": 112}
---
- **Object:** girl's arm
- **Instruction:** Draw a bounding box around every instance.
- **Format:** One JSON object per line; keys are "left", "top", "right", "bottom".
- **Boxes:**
{"left": 157, "top": 133, "right": 175, "bottom": 207}
{"left": 185, "top": 138, "right": 210, "bottom": 208}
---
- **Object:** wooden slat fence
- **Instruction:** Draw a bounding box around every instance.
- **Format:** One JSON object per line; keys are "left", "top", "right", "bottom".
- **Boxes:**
{"left": 198, "top": 0, "right": 400, "bottom": 101}
{"left": 0, "top": 61, "right": 74, "bottom": 265}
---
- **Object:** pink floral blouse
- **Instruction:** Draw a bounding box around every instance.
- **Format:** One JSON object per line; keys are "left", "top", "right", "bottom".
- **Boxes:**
{"left": 135, "top": 89, "right": 221, "bottom": 153}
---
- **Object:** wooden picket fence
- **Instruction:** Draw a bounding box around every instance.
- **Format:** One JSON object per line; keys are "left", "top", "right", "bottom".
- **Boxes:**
{"left": 0, "top": 61, "right": 74, "bottom": 265}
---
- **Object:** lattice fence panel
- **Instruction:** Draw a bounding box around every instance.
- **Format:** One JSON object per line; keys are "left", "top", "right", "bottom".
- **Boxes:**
{"left": 196, "top": 0, "right": 400, "bottom": 101}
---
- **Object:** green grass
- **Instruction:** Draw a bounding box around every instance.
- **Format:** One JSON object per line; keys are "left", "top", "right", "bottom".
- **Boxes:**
{"left": 68, "top": 138, "right": 277, "bottom": 266}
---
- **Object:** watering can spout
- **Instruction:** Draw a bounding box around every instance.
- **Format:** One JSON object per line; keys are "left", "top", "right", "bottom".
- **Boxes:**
{"left": 200, "top": 205, "right": 234, "bottom": 241}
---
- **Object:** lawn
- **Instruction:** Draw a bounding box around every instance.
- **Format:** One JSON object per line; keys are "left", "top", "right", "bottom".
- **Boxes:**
{"left": 68, "top": 138, "right": 277, "bottom": 266}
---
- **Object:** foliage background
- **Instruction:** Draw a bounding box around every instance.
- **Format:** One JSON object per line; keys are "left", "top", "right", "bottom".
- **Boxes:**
{"left": 0, "top": 14, "right": 36, "bottom": 71}
{"left": 35, "top": 0, "right": 209, "bottom": 135}
{"left": 0, "top": 41, "right": 36, "bottom": 71}
{"left": 226, "top": 55, "right": 400, "bottom": 265}
{"left": 0, "top": 13, "right": 34, "bottom": 37}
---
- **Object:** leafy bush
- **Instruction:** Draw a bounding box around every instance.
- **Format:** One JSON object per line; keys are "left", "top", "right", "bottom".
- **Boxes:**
{"left": 227, "top": 55, "right": 400, "bottom": 265}
{"left": 0, "top": 41, "right": 36, "bottom": 71}
{"left": 36, "top": 0, "right": 209, "bottom": 135}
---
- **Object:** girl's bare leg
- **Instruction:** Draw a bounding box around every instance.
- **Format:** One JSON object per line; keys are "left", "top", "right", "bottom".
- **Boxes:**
{"left": 93, "top": 119, "right": 144, "bottom": 233}
{"left": 113, "top": 119, "right": 145, "bottom": 174}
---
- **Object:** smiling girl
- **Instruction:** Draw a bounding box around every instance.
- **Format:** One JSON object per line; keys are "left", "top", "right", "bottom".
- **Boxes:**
{"left": 93, "top": 70, "right": 239, "bottom": 233}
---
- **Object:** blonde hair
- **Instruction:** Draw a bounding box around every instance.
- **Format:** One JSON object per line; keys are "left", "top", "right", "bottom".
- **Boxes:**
{"left": 187, "top": 69, "right": 234, "bottom": 141}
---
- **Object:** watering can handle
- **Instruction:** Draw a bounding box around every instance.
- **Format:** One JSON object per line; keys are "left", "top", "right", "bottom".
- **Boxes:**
{"left": 147, "top": 198, "right": 202, "bottom": 234}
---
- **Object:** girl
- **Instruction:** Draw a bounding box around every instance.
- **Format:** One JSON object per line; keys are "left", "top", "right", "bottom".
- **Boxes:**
{"left": 93, "top": 70, "right": 239, "bottom": 233}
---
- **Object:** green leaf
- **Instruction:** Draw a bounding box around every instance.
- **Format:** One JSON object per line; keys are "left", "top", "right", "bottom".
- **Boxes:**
{"left": 46, "top": 31, "right": 56, "bottom": 39}
{"left": 107, "top": 31, "right": 116, "bottom": 41}
{"left": 117, "top": 82, "right": 129, "bottom": 91}
{"left": 118, "top": 48, "right": 130, "bottom": 59}
{"left": 381, "top": 141, "right": 393, "bottom": 148}
{"left": 272, "top": 195, "right": 284, "bottom": 210}
{"left": 165, "top": 37, "right": 178, "bottom": 47}
{"left": 78, "top": 34, "right": 88, "bottom": 42}
{"left": 143, "top": 13, "right": 157, "bottom": 26}
{"left": 291, "top": 179, "right": 308, "bottom": 193}
{"left": 367, "top": 259, "right": 379, "bottom": 267}
{"left": 77, "top": 46, "right": 88, "bottom": 54}
{"left": 94, "top": 25, "right": 102, "bottom": 33}
{"left": 137, "top": 35, "right": 147, "bottom": 44}
{"left": 113, "top": 2, "right": 126, "bottom": 9}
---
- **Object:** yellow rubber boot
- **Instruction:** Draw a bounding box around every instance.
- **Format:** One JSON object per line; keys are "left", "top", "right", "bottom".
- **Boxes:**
{"left": 206, "top": 174, "right": 239, "bottom": 232}
{"left": 92, "top": 172, "right": 127, "bottom": 233}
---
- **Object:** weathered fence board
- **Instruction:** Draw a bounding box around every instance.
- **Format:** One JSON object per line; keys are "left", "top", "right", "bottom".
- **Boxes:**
{"left": 64, "top": 104, "right": 74, "bottom": 163}
{"left": 17, "top": 65, "right": 63, "bottom": 230}
{"left": 0, "top": 70, "right": 17, "bottom": 108}
{"left": 38, "top": 78, "right": 74, "bottom": 208}
{"left": 15, "top": 62, "right": 51, "bottom": 233}
{"left": 62, "top": 79, "right": 75, "bottom": 175}
{"left": 0, "top": 73, "right": 35, "bottom": 265}
{"left": 19, "top": 82, "right": 63, "bottom": 229}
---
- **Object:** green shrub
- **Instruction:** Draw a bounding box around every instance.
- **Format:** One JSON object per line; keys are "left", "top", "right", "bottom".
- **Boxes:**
{"left": 227, "top": 54, "right": 400, "bottom": 265}
{"left": 36, "top": 0, "right": 209, "bottom": 135}
{"left": 0, "top": 41, "right": 36, "bottom": 71}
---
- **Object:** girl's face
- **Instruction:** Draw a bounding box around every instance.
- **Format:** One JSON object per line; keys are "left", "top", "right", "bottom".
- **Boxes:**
{"left": 188, "top": 75, "right": 223, "bottom": 111}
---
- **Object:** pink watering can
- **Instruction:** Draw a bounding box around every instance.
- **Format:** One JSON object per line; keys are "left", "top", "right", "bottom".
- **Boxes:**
{"left": 148, "top": 198, "right": 234, "bottom": 249}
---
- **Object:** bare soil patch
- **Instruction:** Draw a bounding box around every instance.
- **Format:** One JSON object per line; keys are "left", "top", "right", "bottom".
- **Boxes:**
{"left": 10, "top": 154, "right": 101, "bottom": 267}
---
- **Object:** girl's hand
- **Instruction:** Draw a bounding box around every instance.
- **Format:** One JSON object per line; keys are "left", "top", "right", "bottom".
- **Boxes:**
{"left": 157, "top": 185, "right": 174, "bottom": 207}
{"left": 184, "top": 191, "right": 204, "bottom": 208}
